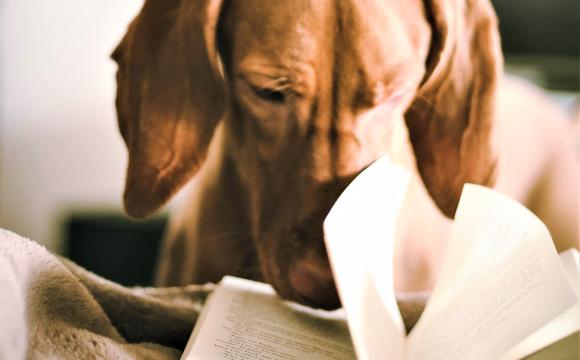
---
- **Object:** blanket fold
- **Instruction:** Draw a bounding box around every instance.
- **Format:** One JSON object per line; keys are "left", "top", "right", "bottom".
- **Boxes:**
{"left": 0, "top": 228, "right": 213, "bottom": 360}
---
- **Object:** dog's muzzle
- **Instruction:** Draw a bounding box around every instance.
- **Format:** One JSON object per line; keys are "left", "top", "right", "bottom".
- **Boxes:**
{"left": 288, "top": 259, "right": 341, "bottom": 310}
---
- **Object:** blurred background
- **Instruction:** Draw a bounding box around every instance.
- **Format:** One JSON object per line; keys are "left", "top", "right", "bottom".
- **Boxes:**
{"left": 0, "top": 0, "right": 578, "bottom": 286}
{"left": 0, "top": 0, "right": 164, "bottom": 286}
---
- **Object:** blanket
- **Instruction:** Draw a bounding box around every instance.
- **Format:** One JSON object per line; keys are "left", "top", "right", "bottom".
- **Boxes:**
{"left": 0, "top": 228, "right": 213, "bottom": 360}
{"left": 0, "top": 228, "right": 430, "bottom": 359}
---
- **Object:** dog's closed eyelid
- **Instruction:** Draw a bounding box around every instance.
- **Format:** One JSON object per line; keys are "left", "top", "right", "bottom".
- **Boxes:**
{"left": 235, "top": 66, "right": 313, "bottom": 98}
{"left": 251, "top": 85, "right": 288, "bottom": 103}
{"left": 236, "top": 75, "right": 298, "bottom": 104}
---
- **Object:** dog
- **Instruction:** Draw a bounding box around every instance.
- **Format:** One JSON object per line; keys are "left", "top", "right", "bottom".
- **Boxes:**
{"left": 112, "top": 0, "right": 579, "bottom": 311}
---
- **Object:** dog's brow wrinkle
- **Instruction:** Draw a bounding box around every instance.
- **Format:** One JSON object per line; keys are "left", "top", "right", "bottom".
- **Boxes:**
{"left": 239, "top": 57, "right": 291, "bottom": 73}
{"left": 241, "top": 57, "right": 311, "bottom": 76}
{"left": 264, "top": 78, "right": 293, "bottom": 91}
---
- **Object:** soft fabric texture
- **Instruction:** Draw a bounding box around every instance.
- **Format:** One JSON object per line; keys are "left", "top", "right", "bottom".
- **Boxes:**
{"left": 0, "top": 228, "right": 212, "bottom": 360}
{"left": 0, "top": 228, "right": 432, "bottom": 358}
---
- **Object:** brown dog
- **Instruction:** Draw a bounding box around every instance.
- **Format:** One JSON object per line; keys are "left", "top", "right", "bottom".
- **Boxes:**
{"left": 112, "top": 0, "right": 579, "bottom": 310}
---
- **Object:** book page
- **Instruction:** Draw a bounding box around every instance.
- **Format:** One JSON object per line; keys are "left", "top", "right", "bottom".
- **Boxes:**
{"left": 323, "top": 155, "right": 409, "bottom": 360}
{"left": 407, "top": 184, "right": 578, "bottom": 360}
{"left": 182, "top": 276, "right": 355, "bottom": 360}
{"left": 499, "top": 248, "right": 579, "bottom": 360}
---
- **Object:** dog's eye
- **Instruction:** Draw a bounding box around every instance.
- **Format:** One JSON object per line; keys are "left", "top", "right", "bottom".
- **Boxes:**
{"left": 253, "top": 87, "right": 286, "bottom": 103}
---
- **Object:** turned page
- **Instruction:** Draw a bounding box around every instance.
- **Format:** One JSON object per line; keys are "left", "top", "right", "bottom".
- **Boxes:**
{"left": 407, "top": 185, "right": 578, "bottom": 360}
{"left": 499, "top": 248, "right": 579, "bottom": 360}
{"left": 182, "top": 276, "right": 355, "bottom": 360}
{"left": 323, "top": 155, "right": 410, "bottom": 360}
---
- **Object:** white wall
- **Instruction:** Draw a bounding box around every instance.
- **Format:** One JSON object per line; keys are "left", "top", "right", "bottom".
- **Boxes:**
{"left": 0, "top": 0, "right": 144, "bottom": 251}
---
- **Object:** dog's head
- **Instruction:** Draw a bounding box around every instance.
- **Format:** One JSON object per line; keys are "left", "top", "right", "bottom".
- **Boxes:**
{"left": 113, "top": 0, "right": 501, "bottom": 308}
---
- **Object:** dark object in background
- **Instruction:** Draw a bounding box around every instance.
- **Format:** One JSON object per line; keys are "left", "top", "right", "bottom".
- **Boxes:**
{"left": 65, "top": 213, "right": 167, "bottom": 286}
{"left": 493, "top": 0, "right": 579, "bottom": 57}
{"left": 492, "top": 0, "right": 579, "bottom": 90}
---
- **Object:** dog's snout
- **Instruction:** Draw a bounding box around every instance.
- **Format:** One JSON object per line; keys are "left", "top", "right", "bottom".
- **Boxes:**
{"left": 289, "top": 260, "right": 340, "bottom": 310}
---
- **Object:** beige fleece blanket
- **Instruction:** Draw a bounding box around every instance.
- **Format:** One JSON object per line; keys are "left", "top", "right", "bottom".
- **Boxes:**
{"left": 0, "top": 228, "right": 213, "bottom": 360}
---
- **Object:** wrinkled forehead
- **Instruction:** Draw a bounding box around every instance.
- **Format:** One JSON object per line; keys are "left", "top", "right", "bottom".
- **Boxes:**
{"left": 219, "top": 0, "right": 429, "bottom": 79}
{"left": 218, "top": 0, "right": 331, "bottom": 66}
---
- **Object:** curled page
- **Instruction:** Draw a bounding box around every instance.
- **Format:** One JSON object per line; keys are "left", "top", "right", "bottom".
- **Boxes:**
{"left": 499, "top": 248, "right": 579, "bottom": 360}
{"left": 407, "top": 184, "right": 578, "bottom": 360}
{"left": 323, "top": 155, "right": 410, "bottom": 360}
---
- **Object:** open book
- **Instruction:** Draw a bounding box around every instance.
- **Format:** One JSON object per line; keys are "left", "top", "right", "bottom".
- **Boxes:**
{"left": 181, "top": 156, "right": 579, "bottom": 360}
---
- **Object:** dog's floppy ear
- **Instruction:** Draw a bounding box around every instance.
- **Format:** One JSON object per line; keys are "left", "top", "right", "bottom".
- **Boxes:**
{"left": 405, "top": 0, "right": 502, "bottom": 218}
{"left": 113, "top": 0, "right": 224, "bottom": 218}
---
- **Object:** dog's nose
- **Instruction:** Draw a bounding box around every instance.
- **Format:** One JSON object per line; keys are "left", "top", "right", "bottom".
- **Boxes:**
{"left": 289, "top": 260, "right": 340, "bottom": 309}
